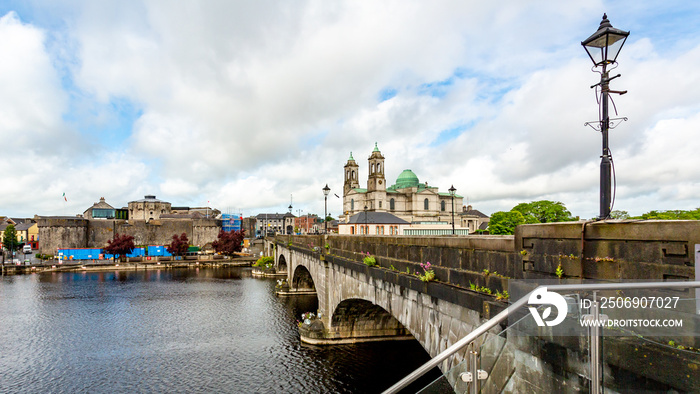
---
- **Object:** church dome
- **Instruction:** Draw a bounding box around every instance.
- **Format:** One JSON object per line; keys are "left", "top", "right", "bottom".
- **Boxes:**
{"left": 395, "top": 169, "right": 420, "bottom": 189}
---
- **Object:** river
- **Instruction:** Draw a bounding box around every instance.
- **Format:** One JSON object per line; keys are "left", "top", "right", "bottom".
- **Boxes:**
{"left": 0, "top": 267, "right": 447, "bottom": 393}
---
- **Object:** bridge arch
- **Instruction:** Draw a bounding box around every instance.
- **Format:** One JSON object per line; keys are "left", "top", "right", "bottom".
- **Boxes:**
{"left": 329, "top": 298, "right": 411, "bottom": 340}
{"left": 292, "top": 264, "right": 316, "bottom": 291}
{"left": 277, "top": 254, "right": 287, "bottom": 273}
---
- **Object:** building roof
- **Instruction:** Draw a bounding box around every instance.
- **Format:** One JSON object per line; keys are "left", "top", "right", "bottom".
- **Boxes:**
{"left": 460, "top": 207, "right": 489, "bottom": 218}
{"left": 0, "top": 222, "right": 33, "bottom": 232}
{"left": 256, "top": 213, "right": 295, "bottom": 220}
{"left": 131, "top": 195, "right": 168, "bottom": 203}
{"left": 88, "top": 197, "right": 114, "bottom": 210}
{"left": 393, "top": 169, "right": 420, "bottom": 189}
{"left": 345, "top": 211, "right": 410, "bottom": 225}
{"left": 160, "top": 212, "right": 206, "bottom": 219}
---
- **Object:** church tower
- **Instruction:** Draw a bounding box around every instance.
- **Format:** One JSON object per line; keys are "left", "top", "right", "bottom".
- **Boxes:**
{"left": 367, "top": 143, "right": 386, "bottom": 193}
{"left": 343, "top": 152, "right": 360, "bottom": 196}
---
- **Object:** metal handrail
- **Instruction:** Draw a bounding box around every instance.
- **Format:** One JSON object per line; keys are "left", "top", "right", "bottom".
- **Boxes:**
{"left": 382, "top": 280, "right": 700, "bottom": 394}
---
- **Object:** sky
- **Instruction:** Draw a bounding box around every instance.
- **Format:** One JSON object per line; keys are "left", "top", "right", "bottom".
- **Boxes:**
{"left": 2, "top": 1, "right": 700, "bottom": 220}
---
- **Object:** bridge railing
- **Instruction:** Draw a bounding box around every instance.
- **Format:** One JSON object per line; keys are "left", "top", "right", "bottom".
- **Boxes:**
{"left": 382, "top": 281, "right": 700, "bottom": 394}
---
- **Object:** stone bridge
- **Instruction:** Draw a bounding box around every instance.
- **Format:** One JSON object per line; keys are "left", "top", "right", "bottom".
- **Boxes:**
{"left": 264, "top": 221, "right": 700, "bottom": 392}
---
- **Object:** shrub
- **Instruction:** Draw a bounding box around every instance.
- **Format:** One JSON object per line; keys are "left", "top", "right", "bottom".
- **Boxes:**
{"left": 254, "top": 256, "right": 275, "bottom": 268}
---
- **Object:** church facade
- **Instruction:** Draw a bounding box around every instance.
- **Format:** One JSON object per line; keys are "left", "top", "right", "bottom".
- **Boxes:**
{"left": 341, "top": 144, "right": 465, "bottom": 225}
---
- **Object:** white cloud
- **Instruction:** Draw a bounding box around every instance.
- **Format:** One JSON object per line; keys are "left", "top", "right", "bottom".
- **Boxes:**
{"left": 2, "top": 2, "right": 700, "bottom": 220}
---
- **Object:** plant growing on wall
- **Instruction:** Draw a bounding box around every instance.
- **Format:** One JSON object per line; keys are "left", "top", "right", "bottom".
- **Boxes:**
{"left": 417, "top": 261, "right": 435, "bottom": 282}
{"left": 363, "top": 252, "right": 377, "bottom": 267}
{"left": 556, "top": 264, "right": 564, "bottom": 279}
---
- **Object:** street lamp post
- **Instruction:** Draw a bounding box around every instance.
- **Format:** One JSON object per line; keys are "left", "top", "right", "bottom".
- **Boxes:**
{"left": 323, "top": 184, "right": 330, "bottom": 234}
{"left": 582, "top": 14, "right": 629, "bottom": 220}
{"left": 448, "top": 185, "right": 456, "bottom": 235}
{"left": 364, "top": 205, "right": 368, "bottom": 235}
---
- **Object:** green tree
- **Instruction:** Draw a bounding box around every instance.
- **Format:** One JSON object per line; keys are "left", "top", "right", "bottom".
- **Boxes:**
{"left": 633, "top": 208, "right": 700, "bottom": 220}
{"left": 2, "top": 224, "right": 20, "bottom": 253}
{"left": 488, "top": 211, "right": 527, "bottom": 235}
{"left": 610, "top": 210, "right": 630, "bottom": 219}
{"left": 511, "top": 200, "right": 577, "bottom": 223}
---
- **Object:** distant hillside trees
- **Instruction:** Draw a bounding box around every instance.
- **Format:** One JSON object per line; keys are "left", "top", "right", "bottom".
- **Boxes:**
{"left": 213, "top": 229, "right": 245, "bottom": 256}
{"left": 103, "top": 233, "right": 135, "bottom": 262}
{"left": 489, "top": 200, "right": 578, "bottom": 235}
{"left": 166, "top": 233, "right": 190, "bottom": 257}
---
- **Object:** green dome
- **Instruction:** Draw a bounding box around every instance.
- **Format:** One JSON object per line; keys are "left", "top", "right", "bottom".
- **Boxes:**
{"left": 395, "top": 169, "right": 419, "bottom": 189}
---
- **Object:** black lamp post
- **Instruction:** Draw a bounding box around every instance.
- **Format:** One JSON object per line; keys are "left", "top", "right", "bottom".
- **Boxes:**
{"left": 364, "top": 205, "right": 368, "bottom": 235}
{"left": 448, "top": 185, "right": 456, "bottom": 235}
{"left": 582, "top": 14, "right": 629, "bottom": 220}
{"left": 323, "top": 184, "right": 330, "bottom": 234}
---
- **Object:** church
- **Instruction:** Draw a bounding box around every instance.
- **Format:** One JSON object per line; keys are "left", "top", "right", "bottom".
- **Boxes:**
{"left": 341, "top": 144, "right": 465, "bottom": 225}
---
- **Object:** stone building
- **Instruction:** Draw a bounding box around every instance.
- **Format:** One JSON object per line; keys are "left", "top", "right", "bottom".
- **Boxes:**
{"left": 256, "top": 213, "right": 295, "bottom": 236}
{"left": 128, "top": 195, "right": 172, "bottom": 222}
{"left": 341, "top": 144, "right": 466, "bottom": 226}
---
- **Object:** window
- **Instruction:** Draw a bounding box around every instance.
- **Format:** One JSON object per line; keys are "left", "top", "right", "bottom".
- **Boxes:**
{"left": 352, "top": 170, "right": 356, "bottom": 180}
{"left": 351, "top": 199, "right": 354, "bottom": 211}
{"left": 379, "top": 201, "right": 382, "bottom": 209}
{"left": 441, "top": 201, "right": 446, "bottom": 211}
{"left": 378, "top": 163, "right": 381, "bottom": 173}
{"left": 390, "top": 198, "right": 395, "bottom": 210}
{"left": 351, "top": 226, "right": 355, "bottom": 234}
{"left": 424, "top": 199, "right": 429, "bottom": 210}
{"left": 371, "top": 163, "right": 375, "bottom": 173}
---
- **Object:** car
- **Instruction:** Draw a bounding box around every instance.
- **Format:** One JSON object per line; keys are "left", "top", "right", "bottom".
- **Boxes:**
{"left": 23, "top": 245, "right": 32, "bottom": 254}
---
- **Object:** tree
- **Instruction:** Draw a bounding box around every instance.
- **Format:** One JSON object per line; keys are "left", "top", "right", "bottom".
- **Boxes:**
{"left": 610, "top": 210, "right": 630, "bottom": 219}
{"left": 2, "top": 224, "right": 20, "bottom": 254}
{"left": 488, "top": 211, "right": 527, "bottom": 235}
{"left": 511, "top": 200, "right": 577, "bottom": 223}
{"left": 325, "top": 215, "right": 334, "bottom": 222}
{"left": 103, "top": 233, "right": 135, "bottom": 262}
{"left": 166, "top": 233, "right": 190, "bottom": 257}
{"left": 212, "top": 229, "right": 245, "bottom": 256}
{"left": 633, "top": 208, "right": 700, "bottom": 220}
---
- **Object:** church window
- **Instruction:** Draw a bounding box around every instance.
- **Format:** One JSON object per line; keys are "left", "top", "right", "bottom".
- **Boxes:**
{"left": 352, "top": 170, "right": 356, "bottom": 180}
{"left": 378, "top": 163, "right": 381, "bottom": 173}
{"left": 390, "top": 198, "right": 395, "bottom": 210}
{"left": 379, "top": 201, "right": 382, "bottom": 208}
{"left": 424, "top": 199, "right": 429, "bottom": 210}
{"left": 441, "top": 201, "right": 446, "bottom": 211}
{"left": 371, "top": 163, "right": 375, "bottom": 174}
{"left": 351, "top": 199, "right": 354, "bottom": 211}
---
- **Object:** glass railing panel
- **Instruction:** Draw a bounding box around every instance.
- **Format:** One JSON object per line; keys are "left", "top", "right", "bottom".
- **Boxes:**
{"left": 600, "top": 298, "right": 700, "bottom": 392}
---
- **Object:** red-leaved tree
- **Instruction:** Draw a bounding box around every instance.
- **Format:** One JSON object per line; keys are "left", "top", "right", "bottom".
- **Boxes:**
{"left": 103, "top": 233, "right": 135, "bottom": 262}
{"left": 212, "top": 229, "right": 245, "bottom": 256}
{"left": 166, "top": 233, "right": 190, "bottom": 257}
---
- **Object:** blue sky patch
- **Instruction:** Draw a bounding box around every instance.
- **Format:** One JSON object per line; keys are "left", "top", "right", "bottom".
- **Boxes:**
{"left": 378, "top": 87, "right": 398, "bottom": 102}
{"left": 430, "top": 122, "right": 476, "bottom": 147}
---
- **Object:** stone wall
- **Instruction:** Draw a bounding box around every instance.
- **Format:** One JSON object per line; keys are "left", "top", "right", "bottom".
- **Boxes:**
{"left": 38, "top": 217, "right": 222, "bottom": 254}
{"left": 37, "top": 218, "right": 89, "bottom": 254}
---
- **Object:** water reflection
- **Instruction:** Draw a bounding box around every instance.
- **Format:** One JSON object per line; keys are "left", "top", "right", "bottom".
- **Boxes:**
{"left": 0, "top": 267, "right": 442, "bottom": 393}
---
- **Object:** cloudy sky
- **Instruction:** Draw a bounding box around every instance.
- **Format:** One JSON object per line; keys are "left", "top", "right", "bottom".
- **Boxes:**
{"left": 1, "top": 1, "right": 699, "bottom": 220}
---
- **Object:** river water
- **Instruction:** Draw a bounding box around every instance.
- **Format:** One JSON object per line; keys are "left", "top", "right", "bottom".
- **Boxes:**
{"left": 0, "top": 267, "right": 446, "bottom": 393}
